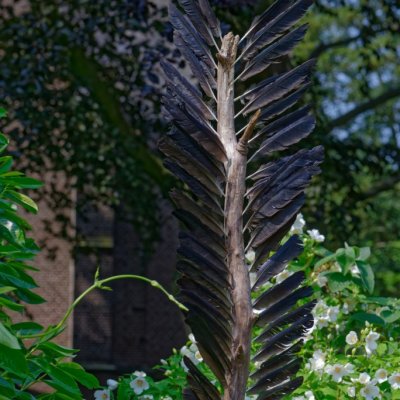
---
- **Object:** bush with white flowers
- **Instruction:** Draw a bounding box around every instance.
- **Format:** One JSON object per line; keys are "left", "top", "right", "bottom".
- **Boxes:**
{"left": 94, "top": 215, "right": 400, "bottom": 399}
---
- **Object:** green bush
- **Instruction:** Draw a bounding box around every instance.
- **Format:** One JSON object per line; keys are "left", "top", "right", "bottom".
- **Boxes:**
{"left": 0, "top": 110, "right": 99, "bottom": 399}
{"left": 96, "top": 216, "right": 400, "bottom": 400}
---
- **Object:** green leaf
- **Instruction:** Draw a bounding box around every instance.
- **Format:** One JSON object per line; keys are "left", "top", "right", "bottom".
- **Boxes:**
{"left": 381, "top": 309, "right": 400, "bottom": 324}
{"left": 4, "top": 191, "right": 38, "bottom": 214}
{"left": 0, "top": 376, "right": 16, "bottom": 398}
{"left": 0, "top": 176, "right": 42, "bottom": 189}
{"left": 335, "top": 246, "right": 356, "bottom": 273}
{"left": 0, "top": 134, "right": 9, "bottom": 153}
{"left": 325, "top": 272, "right": 353, "bottom": 292}
{"left": 0, "top": 296, "right": 25, "bottom": 312}
{"left": 0, "top": 268, "right": 37, "bottom": 289}
{"left": 59, "top": 362, "right": 99, "bottom": 389}
{"left": 0, "top": 219, "right": 26, "bottom": 246}
{"left": 37, "top": 342, "right": 78, "bottom": 358}
{"left": 15, "top": 288, "right": 45, "bottom": 304}
{"left": 0, "top": 156, "right": 13, "bottom": 174}
{"left": 350, "top": 312, "right": 386, "bottom": 326}
{"left": 356, "top": 260, "right": 375, "bottom": 294}
{"left": 361, "top": 296, "right": 396, "bottom": 306}
{"left": 0, "top": 344, "right": 28, "bottom": 376}
{"left": 314, "top": 253, "right": 336, "bottom": 268}
{"left": 0, "top": 286, "right": 16, "bottom": 294}
{"left": 0, "top": 321, "right": 21, "bottom": 349}
{"left": 358, "top": 246, "right": 371, "bottom": 261}
{"left": 12, "top": 322, "right": 44, "bottom": 336}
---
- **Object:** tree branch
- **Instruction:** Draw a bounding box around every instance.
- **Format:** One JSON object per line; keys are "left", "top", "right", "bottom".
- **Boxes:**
{"left": 218, "top": 32, "right": 253, "bottom": 400}
{"left": 310, "top": 35, "right": 362, "bottom": 59}
{"left": 326, "top": 86, "right": 400, "bottom": 133}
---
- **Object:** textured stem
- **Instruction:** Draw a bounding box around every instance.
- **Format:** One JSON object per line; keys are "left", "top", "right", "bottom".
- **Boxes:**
{"left": 217, "top": 33, "right": 253, "bottom": 400}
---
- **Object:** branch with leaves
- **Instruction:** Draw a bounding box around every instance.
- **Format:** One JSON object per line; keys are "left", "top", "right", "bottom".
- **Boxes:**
{"left": 160, "top": 0, "right": 323, "bottom": 398}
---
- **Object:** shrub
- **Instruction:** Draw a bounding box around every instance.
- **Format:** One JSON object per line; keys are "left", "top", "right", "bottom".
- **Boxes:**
{"left": 97, "top": 215, "right": 400, "bottom": 399}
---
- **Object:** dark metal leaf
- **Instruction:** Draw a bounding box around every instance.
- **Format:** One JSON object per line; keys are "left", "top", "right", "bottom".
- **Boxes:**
{"left": 256, "top": 287, "right": 313, "bottom": 326}
{"left": 248, "top": 359, "right": 301, "bottom": 394}
{"left": 254, "top": 313, "right": 314, "bottom": 362}
{"left": 184, "top": 357, "right": 221, "bottom": 400}
{"left": 250, "top": 115, "right": 315, "bottom": 160}
{"left": 251, "top": 235, "right": 303, "bottom": 287}
{"left": 256, "top": 376, "right": 304, "bottom": 400}
{"left": 174, "top": 32, "right": 217, "bottom": 99}
{"left": 256, "top": 300, "right": 316, "bottom": 342}
{"left": 239, "top": 24, "right": 308, "bottom": 81}
{"left": 253, "top": 271, "right": 306, "bottom": 309}
{"left": 170, "top": 4, "right": 215, "bottom": 68}
{"left": 198, "top": 0, "right": 221, "bottom": 38}
{"left": 240, "top": 0, "right": 313, "bottom": 61}
{"left": 241, "top": 59, "right": 315, "bottom": 116}
{"left": 177, "top": 0, "right": 215, "bottom": 47}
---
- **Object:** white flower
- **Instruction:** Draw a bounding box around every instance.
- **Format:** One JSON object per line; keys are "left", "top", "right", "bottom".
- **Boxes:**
{"left": 360, "top": 382, "right": 380, "bottom": 400}
{"left": 307, "top": 229, "right": 325, "bottom": 242}
{"left": 316, "top": 273, "right": 328, "bottom": 287}
{"left": 246, "top": 250, "right": 255, "bottom": 264}
{"left": 133, "top": 371, "right": 147, "bottom": 378}
{"left": 344, "top": 363, "right": 355, "bottom": 374}
{"left": 249, "top": 272, "right": 257, "bottom": 286}
{"left": 325, "top": 363, "right": 349, "bottom": 382}
{"left": 347, "top": 386, "right": 356, "bottom": 397}
{"left": 94, "top": 390, "right": 111, "bottom": 400}
{"left": 130, "top": 375, "right": 149, "bottom": 395}
{"left": 327, "top": 306, "right": 340, "bottom": 322}
{"left": 188, "top": 333, "right": 196, "bottom": 343}
{"left": 375, "top": 368, "right": 388, "bottom": 383}
{"left": 293, "top": 397, "right": 306, "bottom": 400}
{"left": 189, "top": 343, "right": 198, "bottom": 353}
{"left": 140, "top": 396, "right": 153, "bottom": 400}
{"left": 389, "top": 372, "right": 400, "bottom": 389}
{"left": 161, "top": 397, "right": 173, "bottom": 400}
{"left": 290, "top": 213, "right": 306, "bottom": 234}
{"left": 275, "top": 268, "right": 292, "bottom": 284}
{"left": 358, "top": 373, "right": 371, "bottom": 384}
{"left": 365, "top": 331, "right": 380, "bottom": 356}
{"left": 106, "top": 379, "right": 118, "bottom": 391}
{"left": 307, "top": 350, "right": 326, "bottom": 372}
{"left": 180, "top": 344, "right": 202, "bottom": 366}
{"left": 350, "top": 264, "right": 360, "bottom": 275}
{"left": 346, "top": 331, "right": 358, "bottom": 346}
{"left": 304, "top": 391, "right": 315, "bottom": 400}
{"left": 313, "top": 300, "right": 330, "bottom": 328}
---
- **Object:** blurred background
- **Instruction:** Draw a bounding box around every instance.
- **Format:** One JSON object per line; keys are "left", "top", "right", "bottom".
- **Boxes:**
{"left": 0, "top": 0, "right": 399, "bottom": 382}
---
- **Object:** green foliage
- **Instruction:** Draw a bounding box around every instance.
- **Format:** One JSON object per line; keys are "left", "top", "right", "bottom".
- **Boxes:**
{"left": 293, "top": 0, "right": 400, "bottom": 294}
{"left": 98, "top": 219, "right": 400, "bottom": 399}
{"left": 0, "top": 113, "right": 100, "bottom": 399}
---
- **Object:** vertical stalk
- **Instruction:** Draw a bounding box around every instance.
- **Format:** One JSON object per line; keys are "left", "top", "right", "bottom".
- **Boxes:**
{"left": 217, "top": 33, "right": 253, "bottom": 400}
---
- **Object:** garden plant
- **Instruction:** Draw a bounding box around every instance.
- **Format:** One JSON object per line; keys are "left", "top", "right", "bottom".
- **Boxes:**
{"left": 0, "top": 0, "right": 400, "bottom": 399}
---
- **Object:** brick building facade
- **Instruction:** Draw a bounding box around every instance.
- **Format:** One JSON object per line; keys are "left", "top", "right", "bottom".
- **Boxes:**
{"left": 25, "top": 179, "right": 186, "bottom": 381}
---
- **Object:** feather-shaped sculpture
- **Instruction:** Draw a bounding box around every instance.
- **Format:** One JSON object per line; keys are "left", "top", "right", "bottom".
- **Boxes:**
{"left": 160, "top": 0, "right": 323, "bottom": 398}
